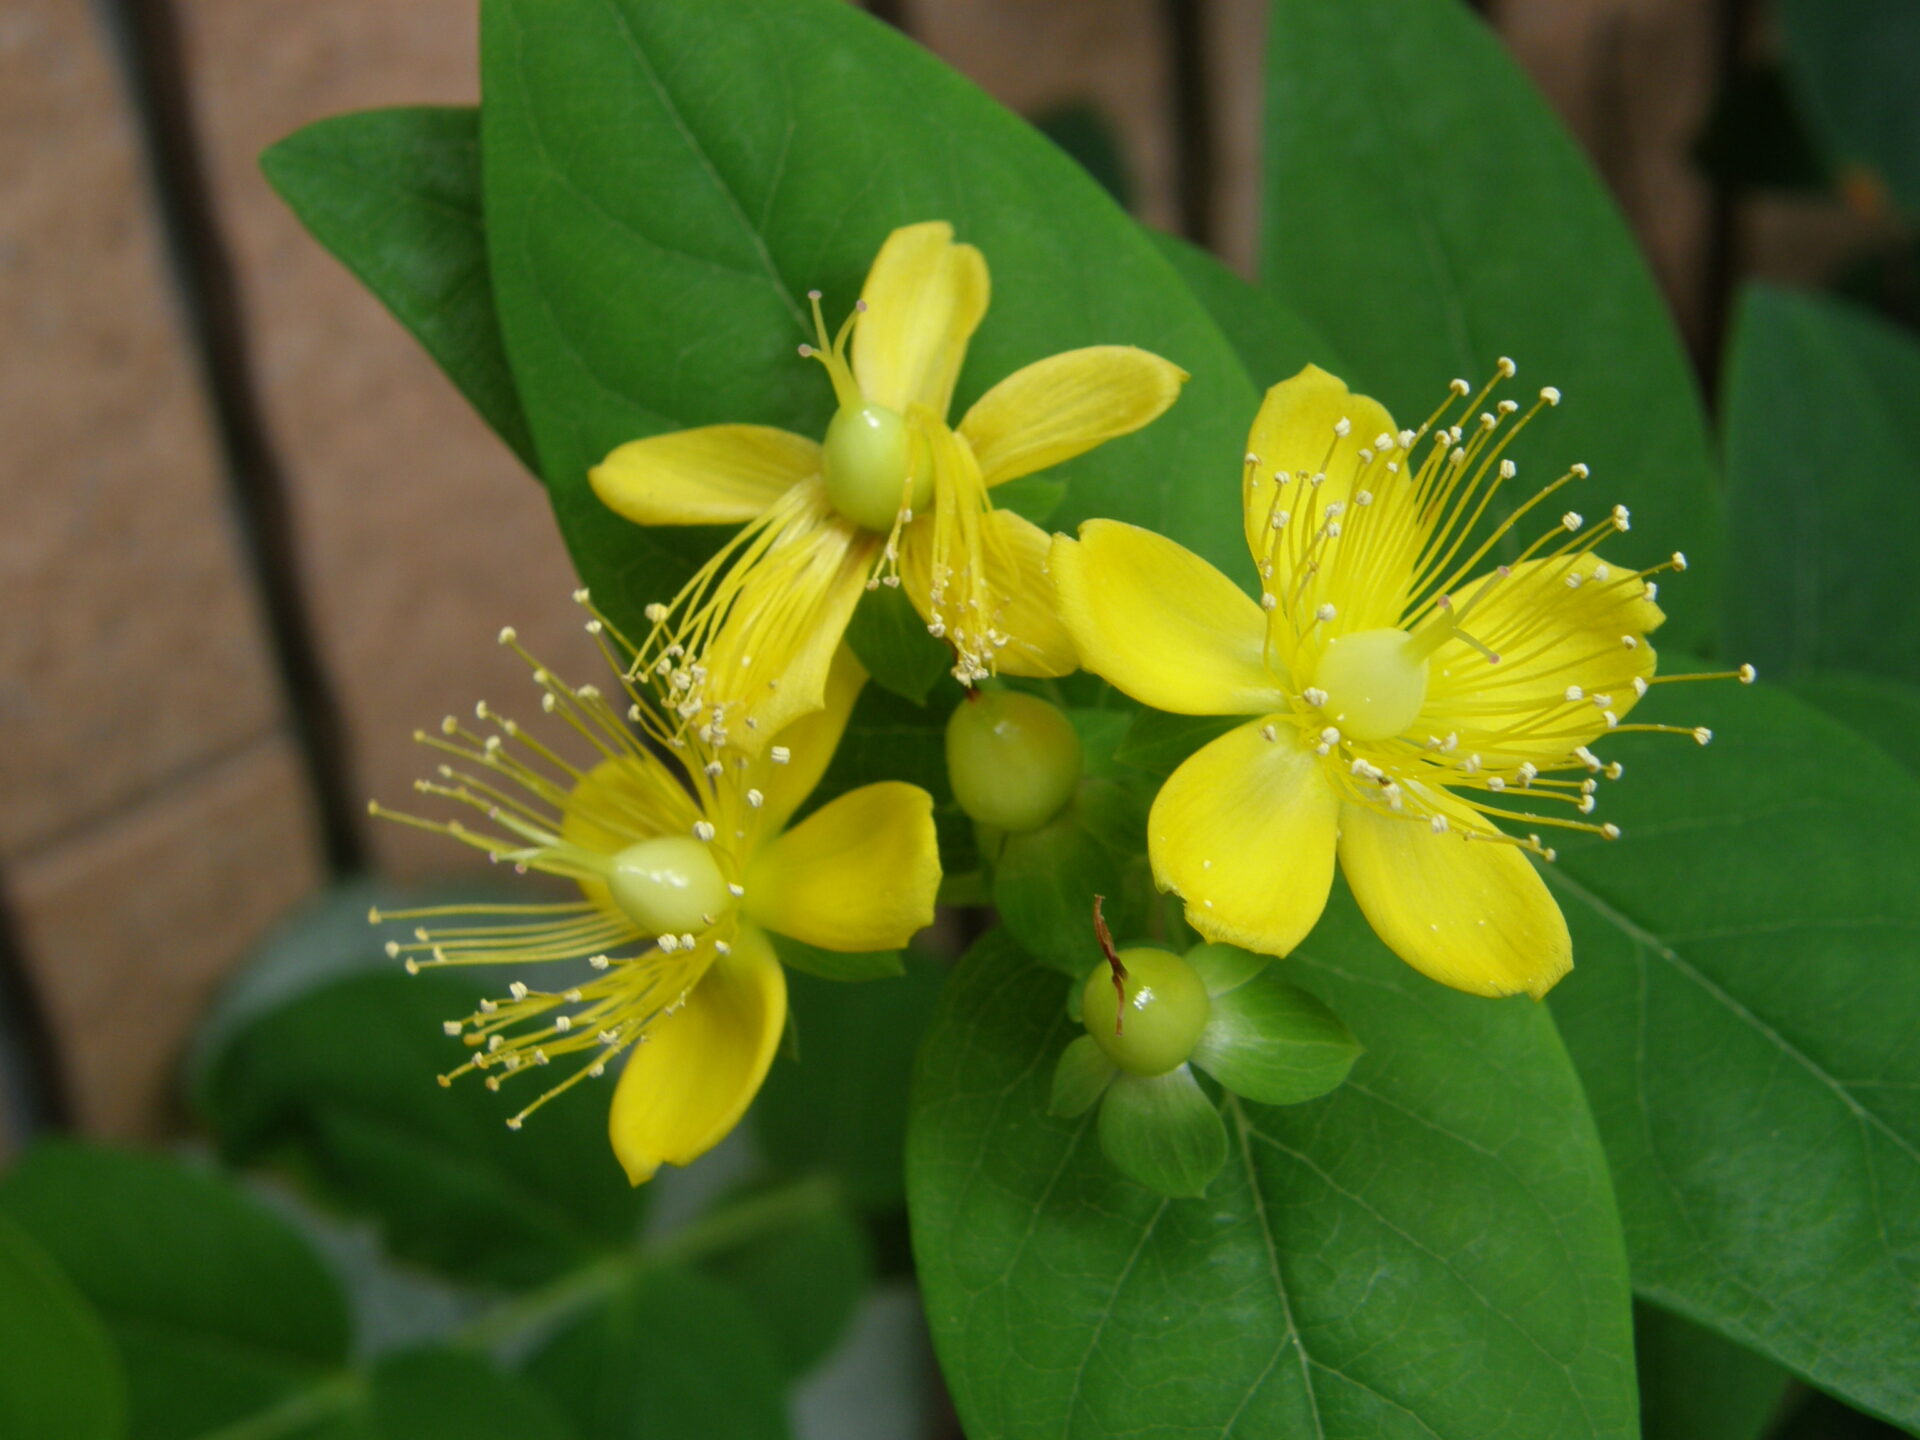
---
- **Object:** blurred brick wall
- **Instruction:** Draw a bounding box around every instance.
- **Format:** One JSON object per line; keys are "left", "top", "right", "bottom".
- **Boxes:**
{"left": 0, "top": 0, "right": 1887, "bottom": 1150}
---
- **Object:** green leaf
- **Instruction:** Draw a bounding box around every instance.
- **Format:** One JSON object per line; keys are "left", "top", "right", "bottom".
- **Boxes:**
{"left": 1151, "top": 230, "right": 1342, "bottom": 386}
{"left": 812, "top": 681, "right": 976, "bottom": 874}
{"left": 1784, "top": 669, "right": 1920, "bottom": 776}
{"left": 752, "top": 956, "right": 945, "bottom": 1211}
{"left": 262, "top": 106, "right": 536, "bottom": 469}
{"left": 1191, "top": 968, "right": 1361, "bottom": 1106}
{"left": 1114, "top": 708, "right": 1240, "bottom": 778}
{"left": 1778, "top": 0, "right": 1920, "bottom": 214}
{"left": 1095, "top": 1065, "right": 1228, "bottom": 1198}
{"left": 1261, "top": 0, "right": 1721, "bottom": 651}
{"left": 524, "top": 1266, "right": 790, "bottom": 1440}
{"left": 842, "top": 582, "right": 951, "bottom": 705}
{"left": 1635, "top": 1302, "right": 1792, "bottom": 1440}
{"left": 1545, "top": 675, "right": 1920, "bottom": 1427}
{"left": 698, "top": 1186, "right": 874, "bottom": 1379}
{"left": 197, "top": 964, "right": 648, "bottom": 1289}
{"left": 0, "top": 1210, "right": 125, "bottom": 1440}
{"left": 1723, "top": 286, "right": 1920, "bottom": 686}
{"left": 330, "top": 1349, "right": 581, "bottom": 1440}
{"left": 482, "top": 0, "right": 1257, "bottom": 649}
{"left": 767, "top": 930, "right": 903, "bottom": 983}
{"left": 909, "top": 921, "right": 1636, "bottom": 1438}
{"left": 1048, "top": 1034, "right": 1116, "bottom": 1118}
{"left": 991, "top": 777, "right": 1150, "bottom": 976}
{"left": 0, "top": 1141, "right": 350, "bottom": 1440}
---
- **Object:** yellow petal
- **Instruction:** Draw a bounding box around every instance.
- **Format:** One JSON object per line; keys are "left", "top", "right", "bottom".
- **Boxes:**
{"left": 744, "top": 782, "right": 940, "bottom": 951}
{"left": 898, "top": 507, "right": 1078, "bottom": 679}
{"left": 1417, "top": 549, "right": 1665, "bottom": 768}
{"left": 957, "top": 346, "right": 1188, "bottom": 487}
{"left": 1049, "top": 520, "right": 1285, "bottom": 715}
{"left": 590, "top": 425, "right": 819, "bottom": 525}
{"left": 562, "top": 754, "right": 707, "bottom": 916}
{"left": 608, "top": 923, "right": 787, "bottom": 1185}
{"left": 852, "top": 222, "right": 989, "bottom": 418}
{"left": 1149, "top": 719, "right": 1340, "bottom": 957}
{"left": 1242, "top": 366, "right": 1407, "bottom": 626}
{"left": 741, "top": 644, "right": 868, "bottom": 841}
{"left": 674, "top": 479, "right": 876, "bottom": 754}
{"left": 1338, "top": 785, "right": 1571, "bottom": 999}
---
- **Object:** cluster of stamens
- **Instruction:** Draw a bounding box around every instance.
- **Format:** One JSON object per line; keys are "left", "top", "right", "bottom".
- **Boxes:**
{"left": 367, "top": 593, "right": 797, "bottom": 1129}
{"left": 1241, "top": 359, "right": 1752, "bottom": 858}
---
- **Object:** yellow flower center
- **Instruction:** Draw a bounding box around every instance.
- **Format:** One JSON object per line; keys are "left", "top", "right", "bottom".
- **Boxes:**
{"left": 822, "top": 401, "right": 932, "bottom": 531}
{"left": 607, "top": 835, "right": 733, "bottom": 935}
{"left": 1309, "top": 627, "right": 1429, "bottom": 742}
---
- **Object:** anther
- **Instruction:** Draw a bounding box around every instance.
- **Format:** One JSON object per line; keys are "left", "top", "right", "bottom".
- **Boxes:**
{"left": 1739, "top": 663, "right": 1757, "bottom": 683}
{"left": 1540, "top": 386, "right": 1561, "bottom": 406}
{"left": 693, "top": 820, "right": 716, "bottom": 841}
{"left": 1694, "top": 727, "right": 1713, "bottom": 745}
{"left": 1497, "top": 357, "right": 1517, "bottom": 377}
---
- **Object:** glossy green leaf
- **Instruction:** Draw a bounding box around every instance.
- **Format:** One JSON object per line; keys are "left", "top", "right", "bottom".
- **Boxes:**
{"left": 752, "top": 956, "right": 945, "bottom": 1211}
{"left": 197, "top": 964, "right": 648, "bottom": 1289}
{"left": 263, "top": 106, "right": 535, "bottom": 468}
{"left": 1545, "top": 676, "right": 1920, "bottom": 1427}
{"left": 1635, "top": 1302, "right": 1792, "bottom": 1440}
{"left": 1261, "top": 0, "right": 1721, "bottom": 650}
{"left": 0, "top": 1209, "right": 124, "bottom": 1440}
{"left": 1191, "top": 968, "right": 1361, "bottom": 1106}
{"left": 1152, "top": 230, "right": 1340, "bottom": 388}
{"left": 843, "top": 582, "right": 951, "bottom": 705}
{"left": 1784, "top": 669, "right": 1920, "bottom": 776}
{"left": 1723, "top": 285, "right": 1920, "bottom": 685}
{"left": 1114, "top": 708, "right": 1239, "bottom": 779}
{"left": 991, "top": 778, "right": 1150, "bottom": 976}
{"left": 767, "top": 931, "right": 904, "bottom": 983}
{"left": 909, "top": 922, "right": 1637, "bottom": 1439}
{"left": 1778, "top": 0, "right": 1920, "bottom": 214}
{"left": 482, "top": 0, "right": 1257, "bottom": 649}
{"left": 699, "top": 1186, "right": 874, "bottom": 1379}
{"left": 1049, "top": 1034, "right": 1117, "bottom": 1118}
{"left": 525, "top": 1266, "right": 790, "bottom": 1440}
{"left": 0, "top": 1142, "right": 350, "bottom": 1440}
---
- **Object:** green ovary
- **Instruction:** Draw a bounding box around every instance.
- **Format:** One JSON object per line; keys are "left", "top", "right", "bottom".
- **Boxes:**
{"left": 607, "top": 835, "right": 732, "bottom": 936}
{"left": 822, "top": 402, "right": 930, "bottom": 531}
{"left": 1311, "top": 627, "right": 1430, "bottom": 741}
{"left": 1082, "top": 947, "right": 1211, "bottom": 1077}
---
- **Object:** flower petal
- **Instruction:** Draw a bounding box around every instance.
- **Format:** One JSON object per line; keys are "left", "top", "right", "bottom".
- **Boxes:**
{"left": 899, "top": 508, "right": 1078, "bottom": 678}
{"left": 591, "top": 425, "right": 818, "bottom": 525}
{"left": 608, "top": 923, "right": 787, "bottom": 1185}
{"left": 1417, "top": 549, "right": 1665, "bottom": 768}
{"left": 742, "top": 644, "right": 868, "bottom": 842}
{"left": 674, "top": 480, "right": 875, "bottom": 755}
{"left": 957, "top": 346, "right": 1187, "bottom": 487}
{"left": 1149, "top": 718, "right": 1340, "bottom": 957}
{"left": 745, "top": 782, "right": 940, "bottom": 951}
{"left": 1050, "top": 520, "right": 1285, "bottom": 715}
{"left": 853, "top": 222, "right": 989, "bottom": 418}
{"left": 1242, "top": 366, "right": 1406, "bottom": 625}
{"left": 1338, "top": 787, "right": 1572, "bottom": 999}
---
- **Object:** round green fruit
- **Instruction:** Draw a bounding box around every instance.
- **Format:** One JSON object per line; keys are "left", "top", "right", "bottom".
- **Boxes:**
{"left": 1081, "top": 946, "right": 1211, "bottom": 1077}
{"left": 945, "top": 690, "right": 1083, "bottom": 833}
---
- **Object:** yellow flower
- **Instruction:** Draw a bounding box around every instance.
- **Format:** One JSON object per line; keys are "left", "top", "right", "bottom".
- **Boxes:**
{"left": 370, "top": 611, "right": 940, "bottom": 1184}
{"left": 1051, "top": 363, "right": 1749, "bottom": 1000}
{"left": 590, "top": 220, "right": 1187, "bottom": 752}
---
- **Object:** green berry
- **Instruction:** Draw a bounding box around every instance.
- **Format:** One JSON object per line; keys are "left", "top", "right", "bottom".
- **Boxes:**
{"left": 945, "top": 691, "right": 1083, "bottom": 833}
{"left": 1081, "top": 947, "right": 1211, "bottom": 1077}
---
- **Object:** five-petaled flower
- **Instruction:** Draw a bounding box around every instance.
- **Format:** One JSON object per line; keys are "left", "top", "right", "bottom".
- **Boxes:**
{"left": 371, "top": 617, "right": 940, "bottom": 1184}
{"left": 589, "top": 220, "right": 1187, "bottom": 752}
{"left": 1051, "top": 363, "right": 1748, "bottom": 999}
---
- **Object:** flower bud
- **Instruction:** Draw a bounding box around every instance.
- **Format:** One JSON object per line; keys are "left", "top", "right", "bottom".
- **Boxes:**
{"left": 945, "top": 690, "right": 1083, "bottom": 833}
